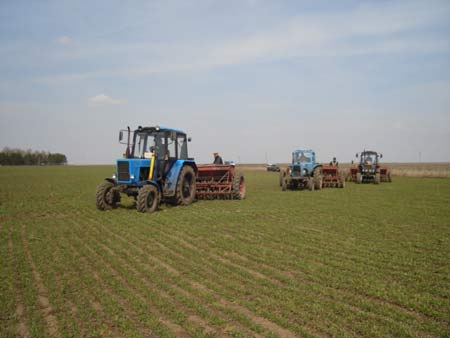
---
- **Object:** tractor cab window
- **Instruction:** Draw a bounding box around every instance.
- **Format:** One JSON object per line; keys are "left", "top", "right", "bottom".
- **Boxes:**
{"left": 167, "top": 135, "right": 176, "bottom": 159}
{"left": 362, "top": 153, "right": 376, "bottom": 165}
{"left": 133, "top": 133, "right": 156, "bottom": 158}
{"left": 294, "top": 152, "right": 311, "bottom": 163}
{"left": 177, "top": 135, "right": 188, "bottom": 159}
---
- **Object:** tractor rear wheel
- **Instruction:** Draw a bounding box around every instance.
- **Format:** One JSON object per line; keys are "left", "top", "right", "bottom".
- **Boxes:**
{"left": 96, "top": 181, "right": 119, "bottom": 210}
{"left": 137, "top": 185, "right": 160, "bottom": 213}
{"left": 173, "top": 165, "right": 196, "bottom": 206}
{"left": 232, "top": 172, "right": 246, "bottom": 199}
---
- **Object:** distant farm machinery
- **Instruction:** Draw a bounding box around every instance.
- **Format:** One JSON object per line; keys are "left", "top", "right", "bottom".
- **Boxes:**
{"left": 195, "top": 164, "right": 246, "bottom": 200}
{"left": 347, "top": 150, "right": 392, "bottom": 184}
{"left": 279, "top": 150, "right": 345, "bottom": 191}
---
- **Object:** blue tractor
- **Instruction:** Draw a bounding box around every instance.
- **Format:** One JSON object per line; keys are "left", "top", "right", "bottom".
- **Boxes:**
{"left": 279, "top": 149, "right": 323, "bottom": 191}
{"left": 96, "top": 126, "right": 197, "bottom": 213}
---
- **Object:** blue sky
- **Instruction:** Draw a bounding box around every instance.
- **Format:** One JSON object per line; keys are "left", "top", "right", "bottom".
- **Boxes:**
{"left": 0, "top": 0, "right": 449, "bottom": 164}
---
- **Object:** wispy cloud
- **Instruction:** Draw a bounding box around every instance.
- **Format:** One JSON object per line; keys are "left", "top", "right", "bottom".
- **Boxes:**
{"left": 35, "top": 0, "right": 450, "bottom": 85}
{"left": 88, "top": 94, "right": 126, "bottom": 106}
{"left": 56, "top": 36, "right": 72, "bottom": 45}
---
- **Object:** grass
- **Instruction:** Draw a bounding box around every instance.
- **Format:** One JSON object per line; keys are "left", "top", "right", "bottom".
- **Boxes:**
{"left": 0, "top": 165, "right": 449, "bottom": 337}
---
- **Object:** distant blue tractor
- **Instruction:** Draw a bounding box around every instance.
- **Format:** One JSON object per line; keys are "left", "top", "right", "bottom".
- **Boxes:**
{"left": 96, "top": 126, "right": 197, "bottom": 213}
{"left": 279, "top": 149, "right": 323, "bottom": 191}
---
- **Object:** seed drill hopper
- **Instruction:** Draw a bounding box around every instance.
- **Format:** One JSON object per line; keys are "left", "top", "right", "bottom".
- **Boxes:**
{"left": 321, "top": 164, "right": 345, "bottom": 188}
{"left": 195, "top": 164, "right": 246, "bottom": 199}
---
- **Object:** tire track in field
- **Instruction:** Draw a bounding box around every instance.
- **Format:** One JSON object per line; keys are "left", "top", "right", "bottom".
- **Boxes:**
{"left": 82, "top": 212, "right": 288, "bottom": 338}
{"left": 87, "top": 210, "right": 436, "bottom": 337}
{"left": 8, "top": 236, "right": 29, "bottom": 338}
{"left": 20, "top": 225, "right": 60, "bottom": 338}
{"left": 67, "top": 221, "right": 190, "bottom": 338}
{"left": 176, "top": 226, "right": 438, "bottom": 336}
{"left": 63, "top": 233, "right": 159, "bottom": 338}
{"left": 163, "top": 220, "right": 437, "bottom": 328}
{"left": 110, "top": 213, "right": 437, "bottom": 337}
{"left": 86, "top": 215, "right": 313, "bottom": 338}
{"left": 60, "top": 241, "right": 131, "bottom": 338}
{"left": 82, "top": 215, "right": 263, "bottom": 338}
{"left": 82, "top": 226, "right": 213, "bottom": 337}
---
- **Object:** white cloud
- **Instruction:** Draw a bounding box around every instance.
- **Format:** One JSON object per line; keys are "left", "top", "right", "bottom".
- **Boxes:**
{"left": 88, "top": 94, "right": 126, "bottom": 106}
{"left": 56, "top": 36, "right": 72, "bottom": 45}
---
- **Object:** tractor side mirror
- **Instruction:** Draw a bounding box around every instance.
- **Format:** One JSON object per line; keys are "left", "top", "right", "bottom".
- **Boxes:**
{"left": 355, "top": 153, "right": 358, "bottom": 158}
{"left": 188, "top": 137, "right": 192, "bottom": 142}
{"left": 380, "top": 154, "right": 383, "bottom": 158}
{"left": 119, "top": 131, "right": 123, "bottom": 142}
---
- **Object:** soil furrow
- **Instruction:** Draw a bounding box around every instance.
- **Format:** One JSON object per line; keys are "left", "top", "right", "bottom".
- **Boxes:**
{"left": 20, "top": 225, "right": 60, "bottom": 338}
{"left": 68, "top": 221, "right": 188, "bottom": 338}
{"left": 88, "top": 216, "right": 307, "bottom": 338}
{"left": 9, "top": 237, "right": 29, "bottom": 338}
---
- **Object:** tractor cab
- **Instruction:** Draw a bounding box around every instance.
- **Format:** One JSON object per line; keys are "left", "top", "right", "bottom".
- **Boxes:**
{"left": 291, "top": 149, "right": 316, "bottom": 177}
{"left": 357, "top": 150, "right": 381, "bottom": 176}
{"left": 117, "top": 126, "right": 191, "bottom": 185}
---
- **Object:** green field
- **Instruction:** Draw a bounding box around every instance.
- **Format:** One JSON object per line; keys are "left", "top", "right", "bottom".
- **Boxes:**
{"left": 1, "top": 166, "right": 449, "bottom": 338}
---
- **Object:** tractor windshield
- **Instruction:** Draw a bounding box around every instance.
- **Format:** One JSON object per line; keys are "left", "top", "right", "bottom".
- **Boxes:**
{"left": 132, "top": 132, "right": 156, "bottom": 158}
{"left": 293, "top": 152, "right": 311, "bottom": 163}
{"left": 361, "top": 153, "right": 377, "bottom": 165}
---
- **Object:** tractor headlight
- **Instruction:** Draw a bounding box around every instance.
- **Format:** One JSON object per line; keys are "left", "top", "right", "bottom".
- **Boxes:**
{"left": 112, "top": 174, "right": 116, "bottom": 179}
{"left": 303, "top": 169, "right": 307, "bottom": 174}
{"left": 130, "top": 174, "right": 135, "bottom": 180}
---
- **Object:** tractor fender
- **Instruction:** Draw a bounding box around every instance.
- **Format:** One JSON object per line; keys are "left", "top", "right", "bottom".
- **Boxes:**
{"left": 163, "top": 160, "right": 197, "bottom": 197}
{"left": 105, "top": 178, "right": 117, "bottom": 185}
{"left": 141, "top": 181, "right": 161, "bottom": 191}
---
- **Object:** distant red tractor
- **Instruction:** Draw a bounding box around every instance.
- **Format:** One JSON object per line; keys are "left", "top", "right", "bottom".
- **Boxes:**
{"left": 195, "top": 164, "right": 246, "bottom": 199}
{"left": 348, "top": 150, "right": 392, "bottom": 184}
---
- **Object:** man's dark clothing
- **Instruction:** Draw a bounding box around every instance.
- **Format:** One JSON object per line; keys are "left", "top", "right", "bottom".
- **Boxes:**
{"left": 214, "top": 155, "right": 223, "bottom": 164}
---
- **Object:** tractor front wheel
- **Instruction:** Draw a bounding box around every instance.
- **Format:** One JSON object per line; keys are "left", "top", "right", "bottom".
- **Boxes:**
{"left": 174, "top": 166, "right": 196, "bottom": 205}
{"left": 96, "top": 181, "right": 119, "bottom": 210}
{"left": 137, "top": 185, "right": 160, "bottom": 213}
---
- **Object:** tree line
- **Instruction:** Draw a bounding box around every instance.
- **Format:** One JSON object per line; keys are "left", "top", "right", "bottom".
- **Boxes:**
{"left": 0, "top": 148, "right": 67, "bottom": 165}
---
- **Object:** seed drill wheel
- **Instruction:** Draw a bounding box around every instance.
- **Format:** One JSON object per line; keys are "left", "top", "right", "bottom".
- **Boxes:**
{"left": 174, "top": 165, "right": 196, "bottom": 205}
{"left": 314, "top": 175, "right": 323, "bottom": 190}
{"left": 339, "top": 175, "right": 345, "bottom": 188}
{"left": 137, "top": 185, "right": 160, "bottom": 213}
{"left": 308, "top": 178, "right": 315, "bottom": 191}
{"left": 374, "top": 173, "right": 381, "bottom": 185}
{"left": 232, "top": 172, "right": 246, "bottom": 199}
{"left": 96, "top": 181, "right": 120, "bottom": 210}
{"left": 356, "top": 172, "right": 362, "bottom": 184}
{"left": 281, "top": 177, "right": 288, "bottom": 191}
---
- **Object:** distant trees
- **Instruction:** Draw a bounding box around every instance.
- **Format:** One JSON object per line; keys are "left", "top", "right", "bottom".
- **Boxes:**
{"left": 0, "top": 148, "right": 67, "bottom": 165}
